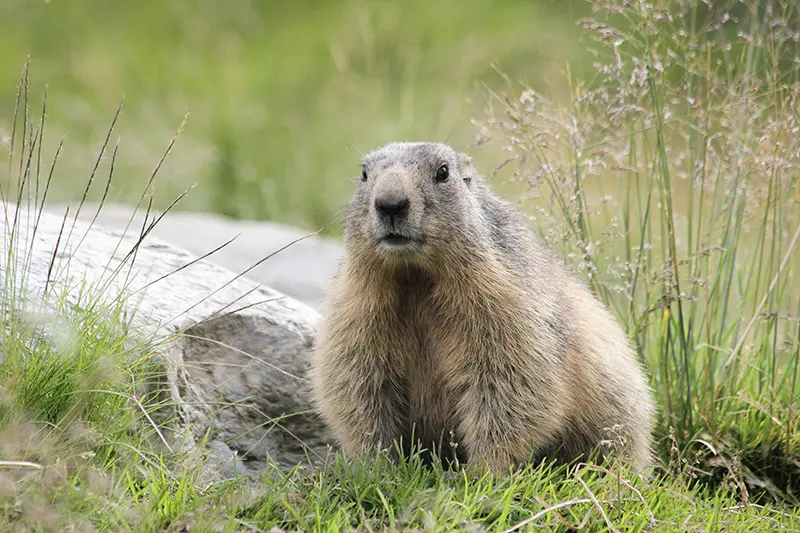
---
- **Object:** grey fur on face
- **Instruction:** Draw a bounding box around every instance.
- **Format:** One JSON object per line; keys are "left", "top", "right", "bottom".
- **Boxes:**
{"left": 346, "top": 142, "right": 482, "bottom": 266}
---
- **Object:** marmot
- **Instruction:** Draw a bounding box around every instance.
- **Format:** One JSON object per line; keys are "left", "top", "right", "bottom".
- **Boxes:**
{"left": 310, "top": 142, "right": 655, "bottom": 475}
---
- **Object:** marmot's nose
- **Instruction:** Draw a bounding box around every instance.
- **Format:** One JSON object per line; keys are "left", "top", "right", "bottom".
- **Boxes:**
{"left": 375, "top": 194, "right": 410, "bottom": 218}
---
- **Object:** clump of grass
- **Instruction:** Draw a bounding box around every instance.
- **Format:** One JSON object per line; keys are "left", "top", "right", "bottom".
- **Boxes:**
{"left": 236, "top": 451, "right": 800, "bottom": 532}
{"left": 0, "top": 61, "right": 205, "bottom": 531}
{"left": 477, "top": 0, "right": 800, "bottom": 504}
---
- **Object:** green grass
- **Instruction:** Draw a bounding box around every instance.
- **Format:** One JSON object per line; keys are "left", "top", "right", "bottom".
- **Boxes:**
{"left": 2, "top": 0, "right": 800, "bottom": 531}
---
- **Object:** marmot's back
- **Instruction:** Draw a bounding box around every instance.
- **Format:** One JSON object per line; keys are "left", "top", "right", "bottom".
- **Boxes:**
{"left": 310, "top": 142, "right": 655, "bottom": 475}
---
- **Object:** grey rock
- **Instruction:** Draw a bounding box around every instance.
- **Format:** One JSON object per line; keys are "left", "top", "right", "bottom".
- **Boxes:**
{"left": 43, "top": 202, "right": 345, "bottom": 312}
{"left": 0, "top": 202, "right": 335, "bottom": 482}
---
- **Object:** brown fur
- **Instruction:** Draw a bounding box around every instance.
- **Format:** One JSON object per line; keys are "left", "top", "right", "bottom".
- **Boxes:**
{"left": 310, "top": 142, "right": 655, "bottom": 475}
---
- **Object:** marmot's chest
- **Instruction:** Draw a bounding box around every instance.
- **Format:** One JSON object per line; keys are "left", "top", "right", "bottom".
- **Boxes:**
{"left": 402, "top": 345, "right": 460, "bottom": 448}
{"left": 392, "top": 279, "right": 469, "bottom": 445}
{"left": 398, "top": 310, "right": 461, "bottom": 445}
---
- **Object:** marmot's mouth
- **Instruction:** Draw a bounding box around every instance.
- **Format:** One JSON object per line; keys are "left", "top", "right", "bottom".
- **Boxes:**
{"left": 378, "top": 233, "right": 423, "bottom": 250}
{"left": 382, "top": 234, "right": 412, "bottom": 245}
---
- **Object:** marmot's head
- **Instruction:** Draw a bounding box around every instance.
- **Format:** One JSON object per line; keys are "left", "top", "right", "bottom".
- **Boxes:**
{"left": 344, "top": 142, "right": 482, "bottom": 267}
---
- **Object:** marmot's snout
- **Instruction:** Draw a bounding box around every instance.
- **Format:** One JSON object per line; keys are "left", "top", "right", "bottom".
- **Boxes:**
{"left": 374, "top": 189, "right": 410, "bottom": 227}
{"left": 370, "top": 174, "right": 423, "bottom": 254}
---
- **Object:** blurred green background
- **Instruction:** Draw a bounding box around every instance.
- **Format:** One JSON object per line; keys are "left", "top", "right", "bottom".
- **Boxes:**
{"left": 0, "top": 0, "right": 593, "bottom": 235}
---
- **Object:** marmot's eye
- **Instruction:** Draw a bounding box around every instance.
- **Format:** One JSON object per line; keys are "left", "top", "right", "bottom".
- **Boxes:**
{"left": 361, "top": 166, "right": 368, "bottom": 182}
{"left": 435, "top": 164, "right": 449, "bottom": 182}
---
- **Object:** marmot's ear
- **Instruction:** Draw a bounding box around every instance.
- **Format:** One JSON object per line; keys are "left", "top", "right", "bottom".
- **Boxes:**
{"left": 458, "top": 153, "right": 477, "bottom": 186}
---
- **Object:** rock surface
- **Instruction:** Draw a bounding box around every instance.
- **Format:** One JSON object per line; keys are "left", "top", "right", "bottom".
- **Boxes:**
{"left": 0, "top": 202, "right": 335, "bottom": 481}
{"left": 44, "top": 202, "right": 345, "bottom": 312}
